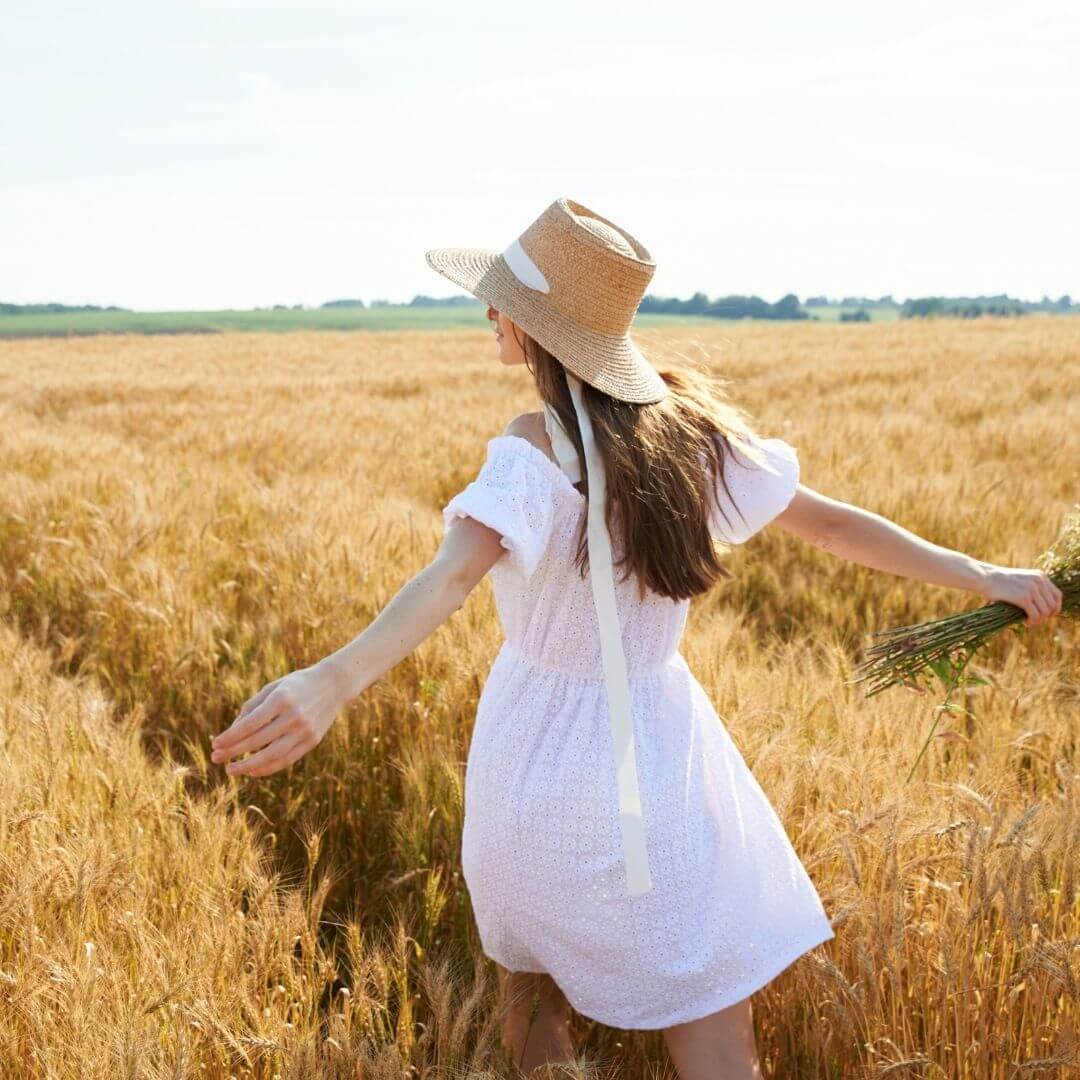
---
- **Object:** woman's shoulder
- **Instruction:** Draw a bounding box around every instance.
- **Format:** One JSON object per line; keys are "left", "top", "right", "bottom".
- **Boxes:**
{"left": 494, "top": 410, "right": 565, "bottom": 470}
{"left": 484, "top": 412, "right": 582, "bottom": 501}
{"left": 501, "top": 411, "right": 559, "bottom": 465}
{"left": 443, "top": 413, "right": 566, "bottom": 581}
{"left": 706, "top": 426, "right": 800, "bottom": 544}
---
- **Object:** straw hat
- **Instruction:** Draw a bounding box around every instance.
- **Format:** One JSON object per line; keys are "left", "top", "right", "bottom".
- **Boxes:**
{"left": 425, "top": 196, "right": 669, "bottom": 405}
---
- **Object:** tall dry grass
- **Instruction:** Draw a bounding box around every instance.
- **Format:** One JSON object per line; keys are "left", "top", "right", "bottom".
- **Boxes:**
{"left": 0, "top": 316, "right": 1077, "bottom": 1077}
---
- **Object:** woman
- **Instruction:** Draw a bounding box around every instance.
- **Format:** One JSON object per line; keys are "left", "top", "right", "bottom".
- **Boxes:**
{"left": 209, "top": 198, "right": 1063, "bottom": 1078}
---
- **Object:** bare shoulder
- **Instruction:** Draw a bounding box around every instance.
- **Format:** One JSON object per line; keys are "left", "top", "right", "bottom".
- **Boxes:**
{"left": 502, "top": 411, "right": 544, "bottom": 445}
{"left": 501, "top": 411, "right": 560, "bottom": 467}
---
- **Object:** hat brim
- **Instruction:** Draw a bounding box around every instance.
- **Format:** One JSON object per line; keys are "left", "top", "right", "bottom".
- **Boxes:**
{"left": 425, "top": 247, "right": 668, "bottom": 405}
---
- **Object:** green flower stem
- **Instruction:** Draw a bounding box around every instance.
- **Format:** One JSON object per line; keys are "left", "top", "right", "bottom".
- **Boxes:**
{"left": 904, "top": 646, "right": 976, "bottom": 784}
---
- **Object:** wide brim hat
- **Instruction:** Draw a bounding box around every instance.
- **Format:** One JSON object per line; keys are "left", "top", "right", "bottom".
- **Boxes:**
{"left": 425, "top": 196, "right": 668, "bottom": 405}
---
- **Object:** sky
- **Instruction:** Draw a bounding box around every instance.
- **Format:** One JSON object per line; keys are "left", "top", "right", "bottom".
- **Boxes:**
{"left": 3, "top": 1, "right": 1079, "bottom": 311}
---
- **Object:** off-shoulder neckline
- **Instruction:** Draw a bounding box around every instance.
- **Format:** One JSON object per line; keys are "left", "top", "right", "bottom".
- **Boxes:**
{"left": 488, "top": 434, "right": 586, "bottom": 501}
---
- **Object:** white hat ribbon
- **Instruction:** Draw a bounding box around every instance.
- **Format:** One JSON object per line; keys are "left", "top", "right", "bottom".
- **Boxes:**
{"left": 502, "top": 238, "right": 550, "bottom": 294}
{"left": 544, "top": 377, "right": 653, "bottom": 896}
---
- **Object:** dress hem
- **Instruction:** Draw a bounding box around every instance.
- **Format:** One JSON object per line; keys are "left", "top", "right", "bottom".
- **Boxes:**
{"left": 484, "top": 919, "right": 836, "bottom": 1031}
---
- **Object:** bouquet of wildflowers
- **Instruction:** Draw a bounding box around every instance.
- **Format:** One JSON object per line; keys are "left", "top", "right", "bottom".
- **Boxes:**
{"left": 849, "top": 505, "right": 1079, "bottom": 779}
{"left": 851, "top": 505, "right": 1078, "bottom": 698}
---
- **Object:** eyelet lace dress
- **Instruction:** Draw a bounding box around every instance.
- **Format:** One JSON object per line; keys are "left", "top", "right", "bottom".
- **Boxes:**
{"left": 441, "top": 419, "right": 835, "bottom": 1030}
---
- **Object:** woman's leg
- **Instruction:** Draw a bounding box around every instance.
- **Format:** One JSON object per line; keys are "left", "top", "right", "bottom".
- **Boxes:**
{"left": 496, "top": 962, "right": 577, "bottom": 1075}
{"left": 662, "top": 995, "right": 762, "bottom": 1079}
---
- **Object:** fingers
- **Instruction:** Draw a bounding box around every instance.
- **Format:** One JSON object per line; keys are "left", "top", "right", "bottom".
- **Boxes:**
{"left": 1024, "top": 574, "right": 1061, "bottom": 626}
{"left": 236, "top": 680, "right": 279, "bottom": 725}
{"left": 211, "top": 713, "right": 292, "bottom": 764}
{"left": 1037, "top": 575, "right": 1063, "bottom": 622}
{"left": 224, "top": 731, "right": 307, "bottom": 778}
{"left": 212, "top": 690, "right": 286, "bottom": 752}
{"left": 1047, "top": 575, "right": 1064, "bottom": 616}
{"left": 1024, "top": 589, "right": 1047, "bottom": 626}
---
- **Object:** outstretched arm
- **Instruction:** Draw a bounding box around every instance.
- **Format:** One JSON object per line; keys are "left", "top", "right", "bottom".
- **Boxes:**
{"left": 320, "top": 514, "right": 509, "bottom": 702}
{"left": 210, "top": 513, "right": 509, "bottom": 778}
{"left": 771, "top": 485, "right": 1063, "bottom": 625}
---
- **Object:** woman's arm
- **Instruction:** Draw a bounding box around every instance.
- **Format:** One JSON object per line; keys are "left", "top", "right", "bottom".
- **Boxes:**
{"left": 319, "top": 514, "right": 507, "bottom": 702}
{"left": 772, "top": 486, "right": 1063, "bottom": 623}
{"left": 210, "top": 514, "right": 509, "bottom": 777}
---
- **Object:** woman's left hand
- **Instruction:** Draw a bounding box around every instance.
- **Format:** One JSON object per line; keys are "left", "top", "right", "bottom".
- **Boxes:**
{"left": 979, "top": 565, "right": 1064, "bottom": 626}
{"left": 210, "top": 663, "right": 344, "bottom": 778}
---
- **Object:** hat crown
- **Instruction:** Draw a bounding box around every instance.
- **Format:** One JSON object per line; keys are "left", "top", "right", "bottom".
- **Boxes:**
{"left": 579, "top": 216, "right": 636, "bottom": 257}
{"left": 512, "top": 198, "right": 656, "bottom": 336}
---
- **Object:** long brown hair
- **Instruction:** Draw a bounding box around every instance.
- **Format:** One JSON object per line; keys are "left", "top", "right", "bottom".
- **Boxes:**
{"left": 515, "top": 328, "right": 775, "bottom": 603}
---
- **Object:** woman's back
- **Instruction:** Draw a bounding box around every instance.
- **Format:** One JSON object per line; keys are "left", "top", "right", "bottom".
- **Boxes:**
{"left": 443, "top": 423, "right": 800, "bottom": 681}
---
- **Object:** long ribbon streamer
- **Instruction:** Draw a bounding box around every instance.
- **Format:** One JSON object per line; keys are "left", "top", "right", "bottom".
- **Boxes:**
{"left": 563, "top": 374, "right": 653, "bottom": 896}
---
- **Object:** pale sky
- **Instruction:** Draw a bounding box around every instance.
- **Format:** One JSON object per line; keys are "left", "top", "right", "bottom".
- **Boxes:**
{"left": 3, "top": 1, "right": 1078, "bottom": 310}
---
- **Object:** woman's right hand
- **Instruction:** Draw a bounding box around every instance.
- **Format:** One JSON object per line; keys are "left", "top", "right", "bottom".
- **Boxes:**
{"left": 210, "top": 662, "right": 345, "bottom": 778}
{"left": 979, "top": 565, "right": 1064, "bottom": 626}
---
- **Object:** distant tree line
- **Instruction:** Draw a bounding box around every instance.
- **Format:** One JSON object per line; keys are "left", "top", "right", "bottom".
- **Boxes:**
{"left": 403, "top": 295, "right": 481, "bottom": 308}
{"left": 806, "top": 295, "right": 898, "bottom": 308}
{"left": 898, "top": 294, "right": 1074, "bottom": 318}
{"left": 806, "top": 293, "right": 1076, "bottom": 319}
{"left": 0, "top": 302, "right": 130, "bottom": 314}
{"left": 5, "top": 292, "right": 1075, "bottom": 321}
{"left": 321, "top": 295, "right": 482, "bottom": 309}
{"left": 638, "top": 292, "right": 808, "bottom": 320}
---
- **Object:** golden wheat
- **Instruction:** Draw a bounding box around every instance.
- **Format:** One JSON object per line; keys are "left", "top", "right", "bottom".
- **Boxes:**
{"left": 0, "top": 316, "right": 1077, "bottom": 1077}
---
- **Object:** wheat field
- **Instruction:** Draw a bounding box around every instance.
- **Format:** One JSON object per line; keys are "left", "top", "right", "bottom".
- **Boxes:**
{"left": 1, "top": 316, "right": 1077, "bottom": 1078}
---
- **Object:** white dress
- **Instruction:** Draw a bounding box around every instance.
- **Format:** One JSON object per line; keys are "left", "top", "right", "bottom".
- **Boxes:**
{"left": 441, "top": 425, "right": 835, "bottom": 1031}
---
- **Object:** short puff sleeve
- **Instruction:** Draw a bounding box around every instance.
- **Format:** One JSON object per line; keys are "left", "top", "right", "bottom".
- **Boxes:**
{"left": 706, "top": 431, "right": 800, "bottom": 545}
{"left": 442, "top": 435, "right": 558, "bottom": 579}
